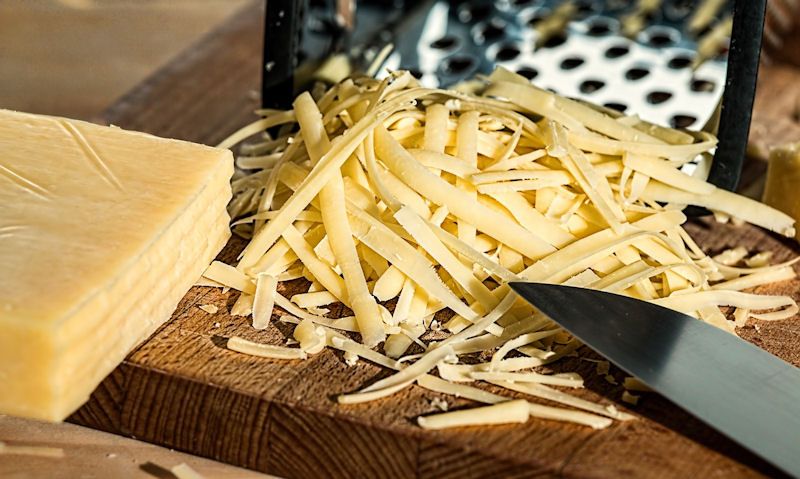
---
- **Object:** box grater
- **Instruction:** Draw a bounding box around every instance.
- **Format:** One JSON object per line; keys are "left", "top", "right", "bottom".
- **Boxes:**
{"left": 262, "top": 0, "right": 768, "bottom": 193}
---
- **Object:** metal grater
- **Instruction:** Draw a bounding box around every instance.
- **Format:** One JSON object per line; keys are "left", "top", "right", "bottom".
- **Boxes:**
{"left": 264, "top": 0, "right": 767, "bottom": 192}
{"left": 288, "top": 1, "right": 732, "bottom": 129}
{"left": 377, "top": 0, "right": 729, "bottom": 132}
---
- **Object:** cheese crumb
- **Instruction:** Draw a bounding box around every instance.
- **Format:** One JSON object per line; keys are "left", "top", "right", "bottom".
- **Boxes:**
{"left": 344, "top": 351, "right": 359, "bottom": 366}
{"left": 623, "top": 377, "right": 652, "bottom": 392}
{"left": 171, "top": 463, "right": 205, "bottom": 479}
{"left": 430, "top": 397, "right": 449, "bottom": 412}
{"left": 595, "top": 360, "right": 610, "bottom": 376}
{"left": 604, "top": 374, "right": 618, "bottom": 385}
{"left": 293, "top": 319, "right": 327, "bottom": 354}
{"left": 745, "top": 251, "right": 773, "bottom": 268}
{"left": 621, "top": 391, "right": 640, "bottom": 405}
{"left": 231, "top": 293, "right": 254, "bottom": 316}
{"left": 198, "top": 304, "right": 218, "bottom": 314}
{"left": 712, "top": 247, "right": 748, "bottom": 266}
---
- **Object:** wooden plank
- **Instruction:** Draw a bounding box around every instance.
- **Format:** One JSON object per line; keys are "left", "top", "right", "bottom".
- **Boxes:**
{"left": 94, "top": 0, "right": 264, "bottom": 145}
{"left": 0, "top": 0, "right": 249, "bottom": 120}
{"left": 69, "top": 2, "right": 800, "bottom": 477}
{"left": 0, "top": 415, "right": 270, "bottom": 479}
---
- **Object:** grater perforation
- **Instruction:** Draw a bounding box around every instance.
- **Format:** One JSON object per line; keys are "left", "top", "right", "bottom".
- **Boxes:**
{"left": 372, "top": 1, "right": 731, "bottom": 132}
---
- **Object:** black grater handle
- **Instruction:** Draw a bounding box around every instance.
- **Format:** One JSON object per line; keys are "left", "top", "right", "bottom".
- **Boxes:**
{"left": 706, "top": 0, "right": 767, "bottom": 192}
{"left": 262, "top": 0, "right": 304, "bottom": 109}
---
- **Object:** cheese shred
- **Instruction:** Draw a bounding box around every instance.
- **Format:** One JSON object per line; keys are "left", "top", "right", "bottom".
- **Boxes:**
{"left": 417, "top": 399, "right": 530, "bottom": 430}
{"left": 0, "top": 441, "right": 65, "bottom": 458}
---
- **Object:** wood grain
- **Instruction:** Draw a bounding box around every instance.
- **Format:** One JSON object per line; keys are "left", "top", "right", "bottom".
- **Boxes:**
{"left": 69, "top": 2, "right": 800, "bottom": 477}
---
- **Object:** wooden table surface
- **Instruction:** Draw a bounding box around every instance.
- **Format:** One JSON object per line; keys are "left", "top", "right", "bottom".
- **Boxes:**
{"left": 0, "top": 0, "right": 249, "bottom": 120}
{"left": 5, "top": 1, "right": 800, "bottom": 478}
{"left": 0, "top": 416, "right": 271, "bottom": 479}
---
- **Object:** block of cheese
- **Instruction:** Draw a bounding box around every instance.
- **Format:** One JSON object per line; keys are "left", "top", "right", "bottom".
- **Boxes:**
{"left": 0, "top": 109, "right": 233, "bottom": 421}
{"left": 763, "top": 143, "right": 800, "bottom": 241}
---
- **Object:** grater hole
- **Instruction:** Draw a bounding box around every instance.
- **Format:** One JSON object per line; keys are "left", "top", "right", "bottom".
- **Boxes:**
{"left": 510, "top": 0, "right": 537, "bottom": 7}
{"left": 542, "top": 34, "right": 568, "bottom": 48}
{"left": 691, "top": 79, "right": 716, "bottom": 93}
{"left": 604, "top": 102, "right": 628, "bottom": 113}
{"left": 649, "top": 33, "right": 673, "bottom": 47}
{"left": 408, "top": 68, "right": 423, "bottom": 80}
{"left": 646, "top": 91, "right": 673, "bottom": 104}
{"left": 442, "top": 55, "right": 476, "bottom": 75}
{"left": 642, "top": 9, "right": 659, "bottom": 23}
{"left": 579, "top": 80, "right": 605, "bottom": 94}
{"left": 527, "top": 8, "right": 550, "bottom": 27}
{"left": 644, "top": 26, "right": 679, "bottom": 47}
{"left": 625, "top": 67, "right": 650, "bottom": 81}
{"left": 605, "top": 0, "right": 628, "bottom": 10}
{"left": 665, "top": 0, "right": 694, "bottom": 20}
{"left": 430, "top": 36, "right": 459, "bottom": 50}
{"left": 587, "top": 19, "right": 613, "bottom": 36}
{"left": 670, "top": 114, "right": 697, "bottom": 128}
{"left": 560, "top": 57, "right": 585, "bottom": 70}
{"left": 574, "top": 0, "right": 598, "bottom": 18}
{"left": 516, "top": 66, "right": 539, "bottom": 80}
{"left": 605, "top": 45, "right": 629, "bottom": 59}
{"left": 460, "top": 3, "right": 493, "bottom": 23}
{"left": 668, "top": 55, "right": 693, "bottom": 69}
{"left": 477, "top": 20, "right": 506, "bottom": 43}
{"left": 495, "top": 44, "right": 521, "bottom": 61}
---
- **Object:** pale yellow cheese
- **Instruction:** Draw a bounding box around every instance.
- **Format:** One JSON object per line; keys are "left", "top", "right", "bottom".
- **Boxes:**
{"left": 763, "top": 144, "right": 800, "bottom": 241}
{"left": 214, "top": 70, "right": 798, "bottom": 431}
{"left": 0, "top": 109, "right": 233, "bottom": 421}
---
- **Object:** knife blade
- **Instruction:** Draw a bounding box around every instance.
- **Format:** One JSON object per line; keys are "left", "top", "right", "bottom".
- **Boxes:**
{"left": 509, "top": 282, "right": 800, "bottom": 477}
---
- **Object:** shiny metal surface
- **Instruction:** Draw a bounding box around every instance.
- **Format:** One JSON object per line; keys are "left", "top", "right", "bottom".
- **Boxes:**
{"left": 298, "top": 0, "right": 730, "bottom": 130}
{"left": 375, "top": 0, "right": 729, "bottom": 130}
{"left": 509, "top": 282, "right": 800, "bottom": 477}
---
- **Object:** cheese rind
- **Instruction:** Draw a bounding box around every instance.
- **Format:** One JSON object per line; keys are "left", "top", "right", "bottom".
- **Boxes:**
{"left": 0, "top": 109, "right": 233, "bottom": 421}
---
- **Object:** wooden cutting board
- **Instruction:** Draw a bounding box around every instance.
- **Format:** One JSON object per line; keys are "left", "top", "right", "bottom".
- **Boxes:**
{"left": 69, "top": 2, "right": 800, "bottom": 477}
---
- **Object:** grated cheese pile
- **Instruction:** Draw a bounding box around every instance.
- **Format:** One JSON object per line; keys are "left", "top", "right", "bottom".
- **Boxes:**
{"left": 203, "top": 68, "right": 797, "bottom": 430}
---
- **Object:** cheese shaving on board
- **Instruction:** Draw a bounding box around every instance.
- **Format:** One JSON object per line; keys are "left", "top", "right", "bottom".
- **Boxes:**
{"left": 208, "top": 69, "right": 797, "bottom": 431}
{"left": 171, "top": 463, "right": 206, "bottom": 479}
{"left": 0, "top": 441, "right": 65, "bottom": 458}
{"left": 417, "top": 399, "right": 530, "bottom": 429}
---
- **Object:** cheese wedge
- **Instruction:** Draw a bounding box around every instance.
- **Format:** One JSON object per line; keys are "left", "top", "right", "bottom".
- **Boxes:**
{"left": 0, "top": 109, "right": 233, "bottom": 421}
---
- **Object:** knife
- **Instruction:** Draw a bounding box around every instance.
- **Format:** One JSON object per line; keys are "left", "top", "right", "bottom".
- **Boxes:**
{"left": 509, "top": 282, "right": 800, "bottom": 477}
